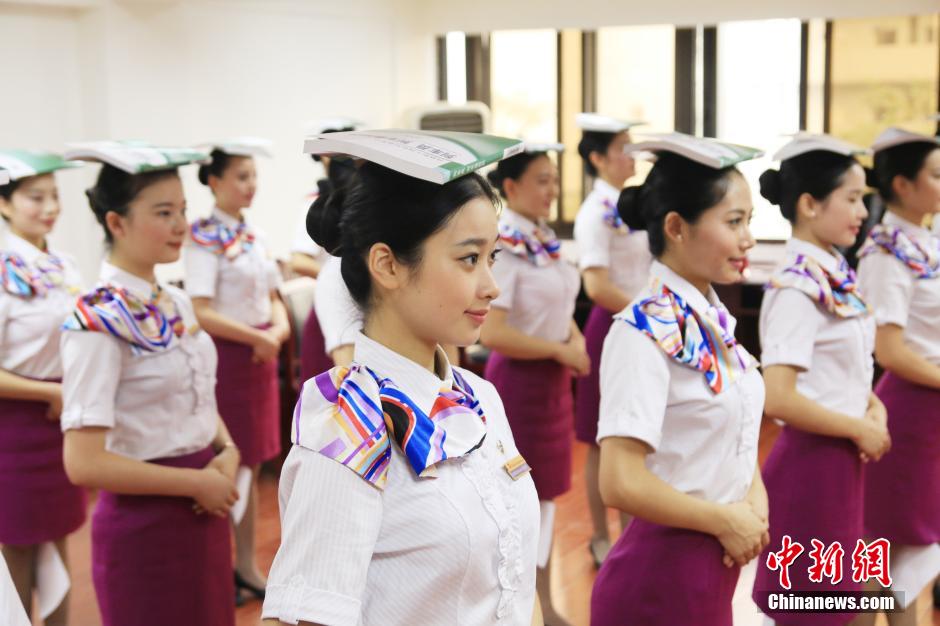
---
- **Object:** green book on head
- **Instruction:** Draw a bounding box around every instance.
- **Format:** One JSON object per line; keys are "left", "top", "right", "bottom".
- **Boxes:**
{"left": 0, "top": 149, "right": 82, "bottom": 181}
{"left": 64, "top": 141, "right": 211, "bottom": 174}
{"left": 303, "top": 129, "right": 525, "bottom": 184}
{"left": 625, "top": 132, "right": 764, "bottom": 169}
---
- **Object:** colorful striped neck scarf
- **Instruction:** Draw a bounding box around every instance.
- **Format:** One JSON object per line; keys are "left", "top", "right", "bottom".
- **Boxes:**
{"left": 768, "top": 252, "right": 869, "bottom": 318}
{"left": 1, "top": 251, "right": 67, "bottom": 298}
{"left": 63, "top": 283, "right": 185, "bottom": 354}
{"left": 292, "top": 363, "right": 487, "bottom": 489}
{"left": 190, "top": 216, "right": 255, "bottom": 259}
{"left": 858, "top": 223, "right": 940, "bottom": 279}
{"left": 497, "top": 220, "right": 561, "bottom": 267}
{"left": 601, "top": 197, "right": 631, "bottom": 234}
{"left": 619, "top": 278, "right": 757, "bottom": 394}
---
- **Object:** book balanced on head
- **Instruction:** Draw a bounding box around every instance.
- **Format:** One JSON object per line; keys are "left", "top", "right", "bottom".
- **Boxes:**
{"left": 302, "top": 129, "right": 524, "bottom": 184}
{"left": 624, "top": 131, "right": 765, "bottom": 168}
{"left": 63, "top": 140, "right": 211, "bottom": 173}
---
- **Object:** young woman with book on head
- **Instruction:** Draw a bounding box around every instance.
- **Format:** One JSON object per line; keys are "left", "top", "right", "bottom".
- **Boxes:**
{"left": 183, "top": 138, "right": 289, "bottom": 605}
{"left": 59, "top": 142, "right": 239, "bottom": 626}
{"left": 854, "top": 127, "right": 940, "bottom": 626}
{"left": 479, "top": 142, "right": 584, "bottom": 626}
{"left": 0, "top": 151, "right": 86, "bottom": 625}
{"left": 590, "top": 133, "right": 769, "bottom": 626}
{"left": 261, "top": 130, "right": 541, "bottom": 626}
{"left": 572, "top": 113, "right": 653, "bottom": 567}
{"left": 750, "top": 134, "right": 890, "bottom": 626}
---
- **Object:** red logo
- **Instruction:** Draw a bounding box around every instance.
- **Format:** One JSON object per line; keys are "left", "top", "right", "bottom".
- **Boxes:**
{"left": 765, "top": 537, "right": 892, "bottom": 589}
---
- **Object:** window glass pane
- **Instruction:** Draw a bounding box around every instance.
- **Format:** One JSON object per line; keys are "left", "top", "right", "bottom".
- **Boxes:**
{"left": 717, "top": 19, "right": 802, "bottom": 241}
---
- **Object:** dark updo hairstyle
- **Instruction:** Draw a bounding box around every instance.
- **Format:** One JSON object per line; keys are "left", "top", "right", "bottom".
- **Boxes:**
{"left": 0, "top": 178, "right": 22, "bottom": 202}
{"left": 197, "top": 148, "right": 239, "bottom": 186}
{"left": 485, "top": 151, "right": 545, "bottom": 198}
{"left": 759, "top": 151, "right": 859, "bottom": 224}
{"left": 617, "top": 153, "right": 742, "bottom": 257}
{"left": 867, "top": 141, "right": 939, "bottom": 204}
{"left": 578, "top": 131, "right": 617, "bottom": 178}
{"left": 85, "top": 164, "right": 179, "bottom": 243}
{"left": 311, "top": 127, "right": 357, "bottom": 163}
{"left": 306, "top": 162, "right": 499, "bottom": 310}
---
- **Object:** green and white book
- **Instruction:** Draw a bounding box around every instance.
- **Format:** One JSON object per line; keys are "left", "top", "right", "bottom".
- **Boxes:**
{"left": 0, "top": 150, "right": 82, "bottom": 181}
{"left": 64, "top": 141, "right": 210, "bottom": 174}
{"left": 625, "top": 132, "right": 764, "bottom": 168}
{"left": 303, "top": 129, "right": 524, "bottom": 184}
{"left": 773, "top": 132, "right": 868, "bottom": 161}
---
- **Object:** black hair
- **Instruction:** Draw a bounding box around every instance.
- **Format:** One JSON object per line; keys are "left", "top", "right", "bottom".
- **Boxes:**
{"left": 0, "top": 178, "right": 23, "bottom": 221}
{"left": 759, "top": 151, "right": 859, "bottom": 224}
{"left": 306, "top": 162, "right": 499, "bottom": 310}
{"left": 85, "top": 164, "right": 179, "bottom": 243}
{"left": 197, "top": 148, "right": 238, "bottom": 186}
{"left": 485, "top": 152, "right": 546, "bottom": 198}
{"left": 867, "top": 141, "right": 939, "bottom": 204}
{"left": 311, "top": 127, "right": 357, "bottom": 163}
{"left": 617, "top": 152, "right": 741, "bottom": 257}
{"left": 577, "top": 131, "right": 617, "bottom": 178}
{"left": 0, "top": 178, "right": 22, "bottom": 202}
{"left": 305, "top": 156, "right": 358, "bottom": 246}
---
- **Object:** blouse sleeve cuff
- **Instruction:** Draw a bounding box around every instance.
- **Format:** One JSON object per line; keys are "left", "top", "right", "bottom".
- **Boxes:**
{"left": 759, "top": 344, "right": 812, "bottom": 371}
{"left": 596, "top": 415, "right": 662, "bottom": 451}
{"left": 873, "top": 311, "right": 907, "bottom": 328}
{"left": 60, "top": 407, "right": 114, "bottom": 431}
{"left": 262, "top": 578, "right": 361, "bottom": 626}
{"left": 577, "top": 250, "right": 611, "bottom": 271}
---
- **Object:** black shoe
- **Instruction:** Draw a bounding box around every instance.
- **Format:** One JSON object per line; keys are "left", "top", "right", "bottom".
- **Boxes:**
{"left": 234, "top": 571, "right": 266, "bottom": 601}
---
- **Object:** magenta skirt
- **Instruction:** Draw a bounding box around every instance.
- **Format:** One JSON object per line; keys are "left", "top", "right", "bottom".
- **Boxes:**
{"left": 484, "top": 353, "right": 573, "bottom": 500}
{"left": 864, "top": 372, "right": 940, "bottom": 545}
{"left": 213, "top": 334, "right": 281, "bottom": 467}
{"left": 592, "top": 518, "right": 740, "bottom": 626}
{"left": 92, "top": 447, "right": 234, "bottom": 626}
{"left": 575, "top": 305, "right": 614, "bottom": 445}
{"left": 0, "top": 393, "right": 86, "bottom": 546}
{"left": 300, "top": 308, "right": 333, "bottom": 385}
{"left": 752, "top": 427, "right": 864, "bottom": 625}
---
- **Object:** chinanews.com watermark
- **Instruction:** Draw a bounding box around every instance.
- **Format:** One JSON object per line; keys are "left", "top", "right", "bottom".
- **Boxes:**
{"left": 755, "top": 535, "right": 904, "bottom": 614}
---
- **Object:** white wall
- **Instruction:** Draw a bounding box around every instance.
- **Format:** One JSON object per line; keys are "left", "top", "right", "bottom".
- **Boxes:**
{"left": 419, "top": 0, "right": 939, "bottom": 33}
{"left": 0, "top": 0, "right": 436, "bottom": 282}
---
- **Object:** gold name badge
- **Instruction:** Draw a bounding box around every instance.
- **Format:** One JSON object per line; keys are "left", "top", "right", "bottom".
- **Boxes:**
{"left": 503, "top": 454, "right": 531, "bottom": 481}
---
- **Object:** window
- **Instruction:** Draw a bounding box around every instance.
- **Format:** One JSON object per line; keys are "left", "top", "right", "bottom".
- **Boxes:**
{"left": 717, "top": 19, "right": 802, "bottom": 241}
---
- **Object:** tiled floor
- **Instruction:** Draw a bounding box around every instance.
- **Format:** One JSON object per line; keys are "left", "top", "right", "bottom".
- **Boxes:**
{"left": 39, "top": 421, "right": 940, "bottom": 625}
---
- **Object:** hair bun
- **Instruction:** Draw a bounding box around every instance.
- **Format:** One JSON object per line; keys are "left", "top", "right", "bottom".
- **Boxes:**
{"left": 617, "top": 185, "right": 647, "bottom": 231}
{"left": 486, "top": 168, "right": 503, "bottom": 190}
{"left": 758, "top": 168, "right": 782, "bottom": 205}
{"left": 197, "top": 164, "right": 211, "bottom": 186}
{"left": 306, "top": 182, "right": 346, "bottom": 255}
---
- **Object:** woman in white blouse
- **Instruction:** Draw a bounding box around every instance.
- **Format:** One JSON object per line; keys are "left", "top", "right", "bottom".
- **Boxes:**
{"left": 750, "top": 135, "right": 890, "bottom": 626}
{"left": 856, "top": 128, "right": 940, "bottom": 623}
{"left": 0, "top": 151, "right": 86, "bottom": 624}
{"left": 262, "top": 135, "right": 540, "bottom": 626}
{"left": 60, "top": 154, "right": 240, "bottom": 626}
{"left": 591, "top": 136, "right": 769, "bottom": 625}
{"left": 572, "top": 114, "right": 652, "bottom": 566}
{"left": 479, "top": 144, "right": 584, "bottom": 626}
{"left": 184, "top": 146, "right": 290, "bottom": 603}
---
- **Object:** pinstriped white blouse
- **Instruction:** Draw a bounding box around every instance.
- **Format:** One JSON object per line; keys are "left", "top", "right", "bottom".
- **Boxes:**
{"left": 262, "top": 333, "right": 540, "bottom": 626}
